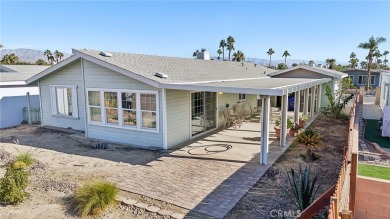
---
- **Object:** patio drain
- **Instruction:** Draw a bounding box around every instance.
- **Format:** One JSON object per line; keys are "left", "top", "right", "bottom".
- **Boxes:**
{"left": 187, "top": 144, "right": 233, "bottom": 155}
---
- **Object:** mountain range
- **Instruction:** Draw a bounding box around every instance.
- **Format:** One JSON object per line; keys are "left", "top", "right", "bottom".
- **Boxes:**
{"left": 0, "top": 49, "right": 71, "bottom": 63}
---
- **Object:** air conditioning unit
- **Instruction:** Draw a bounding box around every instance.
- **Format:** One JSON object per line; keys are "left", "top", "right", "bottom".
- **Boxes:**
{"left": 382, "top": 106, "right": 390, "bottom": 137}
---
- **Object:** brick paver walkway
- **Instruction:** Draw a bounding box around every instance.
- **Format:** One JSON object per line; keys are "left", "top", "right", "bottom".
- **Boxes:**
{"left": 108, "top": 122, "right": 295, "bottom": 218}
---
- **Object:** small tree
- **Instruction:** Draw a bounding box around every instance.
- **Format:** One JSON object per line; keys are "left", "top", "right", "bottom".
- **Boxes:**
{"left": 322, "top": 83, "right": 354, "bottom": 119}
{"left": 293, "top": 128, "right": 322, "bottom": 162}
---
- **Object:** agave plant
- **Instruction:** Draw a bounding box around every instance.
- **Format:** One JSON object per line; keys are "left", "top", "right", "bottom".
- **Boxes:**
{"left": 293, "top": 128, "right": 322, "bottom": 162}
{"left": 280, "top": 165, "right": 323, "bottom": 211}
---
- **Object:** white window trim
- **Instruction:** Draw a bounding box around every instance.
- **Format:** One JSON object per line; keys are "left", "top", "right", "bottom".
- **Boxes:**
{"left": 86, "top": 88, "right": 159, "bottom": 133}
{"left": 357, "top": 75, "right": 375, "bottom": 85}
{"left": 348, "top": 75, "right": 354, "bottom": 81}
{"left": 238, "top": 93, "right": 246, "bottom": 102}
{"left": 50, "top": 85, "right": 79, "bottom": 119}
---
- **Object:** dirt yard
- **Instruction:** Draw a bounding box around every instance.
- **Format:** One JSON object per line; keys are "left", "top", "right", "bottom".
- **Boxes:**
{"left": 225, "top": 114, "right": 349, "bottom": 218}
{"left": 0, "top": 125, "right": 185, "bottom": 219}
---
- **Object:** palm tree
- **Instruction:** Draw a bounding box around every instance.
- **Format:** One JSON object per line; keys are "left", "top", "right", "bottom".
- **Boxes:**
{"left": 219, "top": 39, "right": 226, "bottom": 61}
{"left": 282, "top": 50, "right": 291, "bottom": 66}
{"left": 232, "top": 50, "right": 245, "bottom": 62}
{"left": 217, "top": 49, "right": 222, "bottom": 60}
{"left": 49, "top": 55, "right": 55, "bottom": 64}
{"left": 54, "top": 50, "right": 60, "bottom": 63}
{"left": 0, "top": 44, "right": 3, "bottom": 48}
{"left": 358, "top": 36, "right": 387, "bottom": 90}
{"left": 325, "top": 58, "right": 336, "bottom": 69}
{"left": 384, "top": 50, "right": 389, "bottom": 67}
{"left": 293, "top": 128, "right": 323, "bottom": 162}
{"left": 226, "top": 36, "right": 235, "bottom": 61}
{"left": 349, "top": 52, "right": 359, "bottom": 69}
{"left": 1, "top": 53, "right": 19, "bottom": 64}
{"left": 373, "top": 50, "right": 382, "bottom": 64}
{"left": 58, "top": 52, "right": 64, "bottom": 62}
{"left": 44, "top": 49, "right": 52, "bottom": 63}
{"left": 267, "top": 48, "right": 275, "bottom": 67}
{"left": 360, "top": 61, "right": 367, "bottom": 69}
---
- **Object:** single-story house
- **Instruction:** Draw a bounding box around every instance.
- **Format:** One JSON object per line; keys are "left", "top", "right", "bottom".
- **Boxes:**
{"left": 27, "top": 49, "right": 347, "bottom": 164}
{"left": 342, "top": 69, "right": 382, "bottom": 88}
{"left": 0, "top": 64, "right": 49, "bottom": 128}
{"left": 379, "top": 71, "right": 390, "bottom": 111}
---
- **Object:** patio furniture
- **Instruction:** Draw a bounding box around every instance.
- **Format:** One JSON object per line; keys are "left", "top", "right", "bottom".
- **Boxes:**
{"left": 223, "top": 108, "right": 242, "bottom": 129}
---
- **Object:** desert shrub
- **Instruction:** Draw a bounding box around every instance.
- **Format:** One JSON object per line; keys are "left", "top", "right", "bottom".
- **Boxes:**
{"left": 293, "top": 128, "right": 323, "bottom": 162}
{"left": 0, "top": 165, "right": 29, "bottom": 204}
{"left": 15, "top": 152, "right": 35, "bottom": 166}
{"left": 73, "top": 181, "right": 118, "bottom": 217}
{"left": 322, "top": 83, "right": 353, "bottom": 119}
{"left": 279, "top": 164, "right": 324, "bottom": 211}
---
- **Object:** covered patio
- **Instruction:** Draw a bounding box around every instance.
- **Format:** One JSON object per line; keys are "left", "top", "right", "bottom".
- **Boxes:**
{"left": 108, "top": 116, "right": 318, "bottom": 218}
{"left": 163, "top": 77, "right": 329, "bottom": 165}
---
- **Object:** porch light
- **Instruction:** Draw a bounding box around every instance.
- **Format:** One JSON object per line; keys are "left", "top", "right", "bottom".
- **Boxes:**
{"left": 218, "top": 92, "right": 223, "bottom": 95}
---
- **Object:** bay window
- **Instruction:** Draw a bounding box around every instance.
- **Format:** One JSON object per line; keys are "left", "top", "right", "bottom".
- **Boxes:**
{"left": 87, "top": 89, "right": 158, "bottom": 132}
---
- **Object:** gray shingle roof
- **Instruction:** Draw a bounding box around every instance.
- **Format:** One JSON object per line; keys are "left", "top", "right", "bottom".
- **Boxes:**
{"left": 268, "top": 65, "right": 347, "bottom": 79}
{"left": 0, "top": 64, "right": 50, "bottom": 83}
{"left": 74, "top": 49, "right": 276, "bottom": 83}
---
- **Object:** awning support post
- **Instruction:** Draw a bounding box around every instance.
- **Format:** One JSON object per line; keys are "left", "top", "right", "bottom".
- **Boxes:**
{"left": 260, "top": 96, "right": 270, "bottom": 165}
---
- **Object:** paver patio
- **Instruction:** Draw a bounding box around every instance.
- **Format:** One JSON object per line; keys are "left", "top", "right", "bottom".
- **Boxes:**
{"left": 108, "top": 120, "right": 298, "bottom": 218}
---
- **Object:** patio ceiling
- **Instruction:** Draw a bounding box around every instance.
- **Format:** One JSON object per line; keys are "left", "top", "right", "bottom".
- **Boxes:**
{"left": 161, "top": 77, "right": 331, "bottom": 96}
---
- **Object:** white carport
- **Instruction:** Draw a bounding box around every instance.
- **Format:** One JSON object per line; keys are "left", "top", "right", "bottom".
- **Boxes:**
{"left": 162, "top": 77, "right": 330, "bottom": 165}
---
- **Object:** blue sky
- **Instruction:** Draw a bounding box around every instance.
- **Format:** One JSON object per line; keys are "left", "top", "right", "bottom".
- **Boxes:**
{"left": 1, "top": 0, "right": 389, "bottom": 63}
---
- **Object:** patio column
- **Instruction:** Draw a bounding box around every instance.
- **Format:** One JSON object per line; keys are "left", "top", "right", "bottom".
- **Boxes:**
{"left": 294, "top": 90, "right": 300, "bottom": 124}
{"left": 316, "top": 84, "right": 322, "bottom": 113}
{"left": 303, "top": 88, "right": 309, "bottom": 117}
{"left": 310, "top": 86, "right": 316, "bottom": 118}
{"left": 260, "top": 96, "right": 270, "bottom": 165}
{"left": 280, "top": 94, "right": 288, "bottom": 147}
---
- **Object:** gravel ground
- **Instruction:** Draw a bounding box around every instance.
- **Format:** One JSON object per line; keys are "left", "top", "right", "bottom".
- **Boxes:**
{"left": 225, "top": 114, "right": 348, "bottom": 219}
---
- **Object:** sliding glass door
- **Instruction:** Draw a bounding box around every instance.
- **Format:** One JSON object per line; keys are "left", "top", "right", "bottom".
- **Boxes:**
{"left": 191, "top": 91, "right": 217, "bottom": 137}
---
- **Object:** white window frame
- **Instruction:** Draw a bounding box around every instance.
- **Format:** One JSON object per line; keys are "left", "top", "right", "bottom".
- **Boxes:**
{"left": 86, "top": 88, "right": 159, "bottom": 133}
{"left": 358, "top": 75, "right": 375, "bottom": 85}
{"left": 50, "top": 85, "right": 79, "bottom": 119}
{"left": 238, "top": 93, "right": 246, "bottom": 102}
{"left": 348, "top": 75, "right": 354, "bottom": 81}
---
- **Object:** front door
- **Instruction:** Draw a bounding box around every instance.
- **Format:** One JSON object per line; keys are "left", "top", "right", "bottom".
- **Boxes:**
{"left": 191, "top": 91, "right": 217, "bottom": 137}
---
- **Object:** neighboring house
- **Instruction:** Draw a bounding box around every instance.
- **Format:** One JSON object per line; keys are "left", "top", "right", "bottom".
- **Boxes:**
{"left": 379, "top": 72, "right": 390, "bottom": 111}
{"left": 342, "top": 69, "right": 382, "bottom": 88}
{"left": 0, "top": 64, "right": 50, "bottom": 128}
{"left": 27, "top": 49, "right": 343, "bottom": 150}
{"left": 268, "top": 65, "right": 347, "bottom": 108}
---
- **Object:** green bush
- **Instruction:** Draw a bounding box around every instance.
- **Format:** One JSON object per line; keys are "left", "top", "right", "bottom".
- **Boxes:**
{"left": 73, "top": 181, "right": 118, "bottom": 217}
{"left": 15, "top": 152, "right": 35, "bottom": 166}
{"left": 0, "top": 165, "right": 29, "bottom": 204}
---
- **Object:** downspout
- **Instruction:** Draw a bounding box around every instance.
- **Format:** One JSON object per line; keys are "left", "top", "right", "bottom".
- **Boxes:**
{"left": 38, "top": 81, "right": 44, "bottom": 126}
{"left": 81, "top": 58, "right": 88, "bottom": 137}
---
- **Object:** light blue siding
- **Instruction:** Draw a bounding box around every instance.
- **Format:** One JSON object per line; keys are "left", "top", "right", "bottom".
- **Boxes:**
{"left": 39, "top": 59, "right": 86, "bottom": 131}
{"left": 82, "top": 60, "right": 163, "bottom": 148}
{"left": 166, "top": 89, "right": 190, "bottom": 148}
{"left": 343, "top": 70, "right": 381, "bottom": 88}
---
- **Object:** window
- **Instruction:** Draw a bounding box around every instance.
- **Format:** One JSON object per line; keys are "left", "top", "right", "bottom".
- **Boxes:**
{"left": 88, "top": 91, "right": 101, "bottom": 122}
{"left": 122, "top": 92, "right": 137, "bottom": 127}
{"left": 348, "top": 75, "right": 354, "bottom": 81}
{"left": 86, "top": 89, "right": 158, "bottom": 132}
{"left": 238, "top": 93, "right": 246, "bottom": 101}
{"left": 358, "top": 75, "right": 375, "bottom": 85}
{"left": 50, "top": 85, "right": 78, "bottom": 118}
{"left": 141, "top": 93, "right": 157, "bottom": 128}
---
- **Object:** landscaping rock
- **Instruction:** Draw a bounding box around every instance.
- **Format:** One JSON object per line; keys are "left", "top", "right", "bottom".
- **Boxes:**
{"left": 115, "top": 196, "right": 127, "bottom": 203}
{"left": 134, "top": 202, "right": 149, "bottom": 209}
{"left": 146, "top": 205, "right": 160, "bottom": 213}
{"left": 171, "top": 212, "right": 185, "bottom": 219}
{"left": 123, "top": 198, "right": 137, "bottom": 205}
{"left": 157, "top": 209, "right": 172, "bottom": 216}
